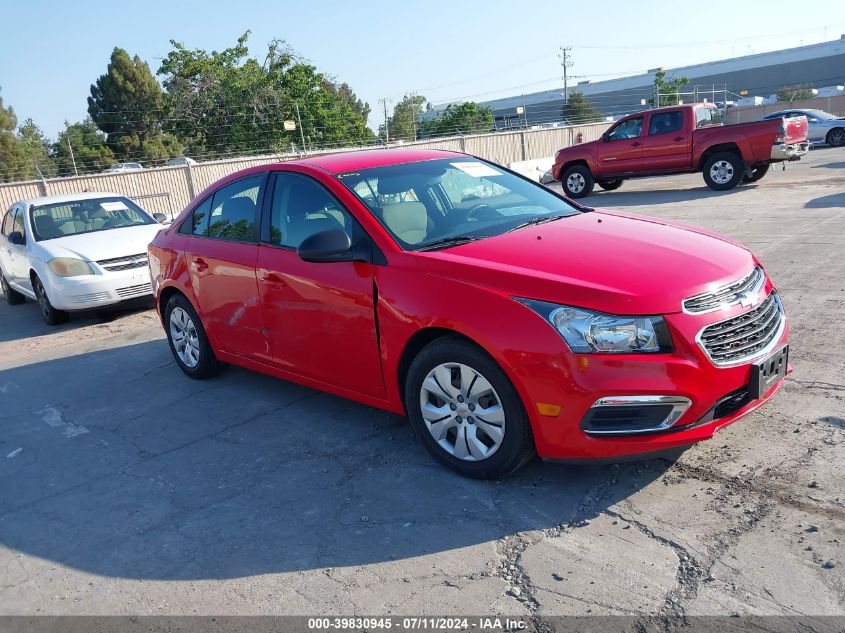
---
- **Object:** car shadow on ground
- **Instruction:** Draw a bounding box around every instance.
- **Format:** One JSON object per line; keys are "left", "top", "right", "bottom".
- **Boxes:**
{"left": 588, "top": 185, "right": 752, "bottom": 208}
{"left": 810, "top": 161, "right": 845, "bottom": 170}
{"left": 804, "top": 192, "right": 845, "bottom": 209}
{"left": 0, "top": 340, "right": 677, "bottom": 580}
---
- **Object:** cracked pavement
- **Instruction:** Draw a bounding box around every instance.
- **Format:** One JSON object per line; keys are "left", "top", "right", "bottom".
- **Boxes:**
{"left": 0, "top": 147, "right": 842, "bottom": 623}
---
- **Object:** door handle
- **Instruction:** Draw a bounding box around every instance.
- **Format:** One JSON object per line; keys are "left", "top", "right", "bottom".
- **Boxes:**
{"left": 631, "top": 141, "right": 642, "bottom": 147}
{"left": 193, "top": 258, "right": 208, "bottom": 272}
{"left": 673, "top": 136, "right": 684, "bottom": 142}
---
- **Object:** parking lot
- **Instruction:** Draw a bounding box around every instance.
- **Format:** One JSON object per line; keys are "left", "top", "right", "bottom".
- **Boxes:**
{"left": 0, "top": 147, "right": 843, "bottom": 621}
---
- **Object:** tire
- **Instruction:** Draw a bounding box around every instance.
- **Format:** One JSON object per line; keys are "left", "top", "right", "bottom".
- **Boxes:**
{"left": 596, "top": 178, "right": 624, "bottom": 191}
{"left": 561, "top": 164, "right": 595, "bottom": 199}
{"left": 702, "top": 152, "right": 744, "bottom": 191}
{"left": 742, "top": 163, "right": 770, "bottom": 183}
{"left": 404, "top": 337, "right": 535, "bottom": 479}
{"left": 1, "top": 270, "right": 25, "bottom": 305}
{"left": 164, "top": 293, "right": 224, "bottom": 379}
{"left": 32, "top": 275, "right": 69, "bottom": 325}
{"left": 826, "top": 128, "right": 845, "bottom": 147}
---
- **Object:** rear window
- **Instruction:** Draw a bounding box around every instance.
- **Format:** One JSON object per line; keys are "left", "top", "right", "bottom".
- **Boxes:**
{"left": 695, "top": 107, "right": 723, "bottom": 128}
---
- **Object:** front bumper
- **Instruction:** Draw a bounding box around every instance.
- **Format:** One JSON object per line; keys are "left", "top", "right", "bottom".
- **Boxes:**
{"left": 42, "top": 266, "right": 153, "bottom": 311}
{"left": 770, "top": 141, "right": 810, "bottom": 161}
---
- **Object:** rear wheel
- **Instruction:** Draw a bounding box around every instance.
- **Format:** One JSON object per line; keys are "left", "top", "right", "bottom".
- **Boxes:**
{"left": 164, "top": 294, "right": 224, "bottom": 379}
{"left": 405, "top": 337, "right": 535, "bottom": 479}
{"left": 703, "top": 152, "right": 744, "bottom": 191}
{"left": 561, "top": 165, "right": 595, "bottom": 198}
{"left": 596, "top": 178, "right": 624, "bottom": 191}
{"left": 1, "top": 270, "right": 25, "bottom": 305}
{"left": 33, "top": 275, "right": 69, "bottom": 325}
{"left": 826, "top": 128, "right": 845, "bottom": 147}
{"left": 742, "top": 163, "right": 770, "bottom": 183}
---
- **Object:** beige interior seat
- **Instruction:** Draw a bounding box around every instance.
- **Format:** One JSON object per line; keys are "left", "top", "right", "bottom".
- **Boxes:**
{"left": 381, "top": 201, "right": 429, "bottom": 245}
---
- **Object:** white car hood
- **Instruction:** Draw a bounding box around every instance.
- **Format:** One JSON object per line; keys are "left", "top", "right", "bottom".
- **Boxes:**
{"left": 33, "top": 224, "right": 164, "bottom": 263}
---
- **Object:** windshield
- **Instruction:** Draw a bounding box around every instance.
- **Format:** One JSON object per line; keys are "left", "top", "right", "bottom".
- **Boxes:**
{"left": 30, "top": 197, "right": 155, "bottom": 241}
{"left": 337, "top": 158, "right": 580, "bottom": 250}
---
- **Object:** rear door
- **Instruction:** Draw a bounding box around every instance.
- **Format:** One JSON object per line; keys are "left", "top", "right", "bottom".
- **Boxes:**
{"left": 182, "top": 173, "right": 267, "bottom": 359}
{"left": 642, "top": 109, "right": 691, "bottom": 171}
{"left": 598, "top": 116, "right": 644, "bottom": 175}
{"left": 256, "top": 171, "right": 384, "bottom": 398}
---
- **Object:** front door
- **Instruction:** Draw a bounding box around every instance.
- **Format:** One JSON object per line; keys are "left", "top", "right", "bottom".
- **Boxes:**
{"left": 256, "top": 171, "right": 384, "bottom": 398}
{"left": 642, "top": 109, "right": 692, "bottom": 171}
{"left": 183, "top": 174, "right": 266, "bottom": 359}
{"left": 5, "top": 208, "right": 32, "bottom": 291}
{"left": 598, "top": 116, "right": 644, "bottom": 175}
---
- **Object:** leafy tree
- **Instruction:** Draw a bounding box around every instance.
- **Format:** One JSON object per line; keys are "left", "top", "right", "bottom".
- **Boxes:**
{"left": 651, "top": 69, "right": 690, "bottom": 107}
{"left": 381, "top": 94, "right": 427, "bottom": 142}
{"left": 17, "top": 119, "right": 56, "bottom": 179}
{"left": 776, "top": 84, "right": 816, "bottom": 102}
{"left": 421, "top": 102, "right": 494, "bottom": 138}
{"left": 0, "top": 90, "right": 26, "bottom": 182}
{"left": 53, "top": 119, "right": 115, "bottom": 176}
{"left": 88, "top": 47, "right": 182, "bottom": 163}
{"left": 560, "top": 91, "right": 603, "bottom": 124}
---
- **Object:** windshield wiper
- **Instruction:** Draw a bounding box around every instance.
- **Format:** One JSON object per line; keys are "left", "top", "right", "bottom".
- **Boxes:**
{"left": 506, "top": 213, "right": 570, "bottom": 233}
{"left": 415, "top": 235, "right": 484, "bottom": 252}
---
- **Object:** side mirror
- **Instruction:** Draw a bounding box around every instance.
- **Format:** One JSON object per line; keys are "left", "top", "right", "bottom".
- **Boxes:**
{"left": 601, "top": 133, "right": 611, "bottom": 142}
{"left": 8, "top": 231, "right": 24, "bottom": 245}
{"left": 152, "top": 213, "right": 168, "bottom": 223}
{"left": 297, "top": 229, "right": 353, "bottom": 263}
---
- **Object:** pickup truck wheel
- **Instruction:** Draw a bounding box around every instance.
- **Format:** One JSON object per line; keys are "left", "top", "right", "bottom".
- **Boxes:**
{"left": 826, "top": 128, "right": 845, "bottom": 147}
{"left": 597, "top": 178, "right": 623, "bottom": 191}
{"left": 742, "top": 164, "right": 770, "bottom": 183}
{"left": 562, "top": 165, "right": 594, "bottom": 198}
{"left": 703, "top": 152, "right": 743, "bottom": 191}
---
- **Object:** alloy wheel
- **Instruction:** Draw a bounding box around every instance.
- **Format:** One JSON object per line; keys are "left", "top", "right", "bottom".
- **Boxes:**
{"left": 709, "top": 160, "right": 734, "bottom": 185}
{"left": 418, "top": 362, "right": 506, "bottom": 461}
{"left": 169, "top": 307, "right": 201, "bottom": 368}
{"left": 35, "top": 279, "right": 50, "bottom": 319}
{"left": 566, "top": 173, "right": 586, "bottom": 193}
{"left": 829, "top": 129, "right": 845, "bottom": 146}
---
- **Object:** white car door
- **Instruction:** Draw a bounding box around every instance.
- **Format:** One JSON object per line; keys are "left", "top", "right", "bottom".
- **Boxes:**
{"left": 6, "top": 207, "right": 33, "bottom": 292}
{"left": 0, "top": 207, "right": 15, "bottom": 280}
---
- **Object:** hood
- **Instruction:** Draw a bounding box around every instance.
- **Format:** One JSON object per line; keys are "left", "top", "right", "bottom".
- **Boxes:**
{"left": 416, "top": 210, "right": 755, "bottom": 315}
{"left": 33, "top": 224, "right": 164, "bottom": 263}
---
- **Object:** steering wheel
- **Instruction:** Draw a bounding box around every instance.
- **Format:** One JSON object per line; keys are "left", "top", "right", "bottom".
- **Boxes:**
{"left": 465, "top": 203, "right": 499, "bottom": 221}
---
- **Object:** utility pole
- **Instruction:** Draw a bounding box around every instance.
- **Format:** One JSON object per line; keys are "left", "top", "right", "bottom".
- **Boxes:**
{"left": 67, "top": 138, "right": 78, "bottom": 176}
{"left": 410, "top": 93, "right": 419, "bottom": 141}
{"left": 294, "top": 102, "right": 307, "bottom": 154}
{"left": 559, "top": 46, "right": 573, "bottom": 104}
{"left": 378, "top": 98, "right": 392, "bottom": 144}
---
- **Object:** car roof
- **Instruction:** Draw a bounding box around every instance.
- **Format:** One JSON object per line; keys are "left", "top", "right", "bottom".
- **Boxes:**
{"left": 15, "top": 191, "right": 128, "bottom": 207}
{"left": 291, "top": 148, "right": 464, "bottom": 174}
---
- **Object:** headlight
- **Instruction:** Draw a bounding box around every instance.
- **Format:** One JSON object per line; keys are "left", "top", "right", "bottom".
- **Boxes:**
{"left": 48, "top": 258, "right": 95, "bottom": 277}
{"left": 517, "top": 299, "right": 673, "bottom": 353}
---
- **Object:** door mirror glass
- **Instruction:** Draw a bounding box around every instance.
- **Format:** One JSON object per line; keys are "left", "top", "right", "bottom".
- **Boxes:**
{"left": 152, "top": 212, "right": 168, "bottom": 223}
{"left": 297, "top": 229, "right": 353, "bottom": 263}
{"left": 8, "top": 231, "right": 24, "bottom": 245}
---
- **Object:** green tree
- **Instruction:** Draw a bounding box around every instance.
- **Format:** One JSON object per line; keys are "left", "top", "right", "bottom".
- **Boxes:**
{"left": 422, "top": 102, "right": 494, "bottom": 138}
{"left": 53, "top": 119, "right": 115, "bottom": 176}
{"left": 17, "top": 119, "right": 56, "bottom": 179}
{"left": 88, "top": 47, "right": 182, "bottom": 163}
{"left": 0, "top": 89, "right": 26, "bottom": 182}
{"left": 776, "top": 84, "right": 816, "bottom": 102}
{"left": 381, "top": 94, "right": 427, "bottom": 142}
{"left": 158, "top": 33, "right": 374, "bottom": 157}
{"left": 650, "top": 69, "right": 690, "bottom": 107}
{"left": 560, "top": 91, "right": 603, "bottom": 124}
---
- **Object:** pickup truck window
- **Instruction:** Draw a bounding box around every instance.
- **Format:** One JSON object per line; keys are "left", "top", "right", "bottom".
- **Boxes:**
{"left": 608, "top": 117, "right": 643, "bottom": 141}
{"left": 695, "top": 107, "right": 723, "bottom": 128}
{"left": 648, "top": 111, "right": 683, "bottom": 136}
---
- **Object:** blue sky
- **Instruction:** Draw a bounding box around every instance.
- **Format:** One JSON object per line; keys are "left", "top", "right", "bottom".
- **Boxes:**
{"left": 1, "top": 0, "right": 843, "bottom": 138}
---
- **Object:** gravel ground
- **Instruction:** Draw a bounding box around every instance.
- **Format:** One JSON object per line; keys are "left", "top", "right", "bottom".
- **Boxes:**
{"left": 0, "top": 147, "right": 842, "bottom": 625}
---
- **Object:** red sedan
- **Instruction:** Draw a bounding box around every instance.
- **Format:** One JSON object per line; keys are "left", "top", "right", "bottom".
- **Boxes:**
{"left": 148, "top": 149, "right": 789, "bottom": 478}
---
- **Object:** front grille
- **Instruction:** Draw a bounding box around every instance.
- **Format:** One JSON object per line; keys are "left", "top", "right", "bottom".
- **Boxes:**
{"left": 115, "top": 283, "right": 152, "bottom": 298}
{"left": 712, "top": 387, "right": 752, "bottom": 420}
{"left": 683, "top": 266, "right": 764, "bottom": 314}
{"left": 97, "top": 253, "right": 149, "bottom": 272}
{"left": 698, "top": 292, "right": 784, "bottom": 366}
{"left": 69, "top": 291, "right": 112, "bottom": 305}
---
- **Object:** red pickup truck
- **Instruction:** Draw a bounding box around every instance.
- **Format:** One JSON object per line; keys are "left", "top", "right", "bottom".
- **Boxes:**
{"left": 552, "top": 103, "right": 809, "bottom": 198}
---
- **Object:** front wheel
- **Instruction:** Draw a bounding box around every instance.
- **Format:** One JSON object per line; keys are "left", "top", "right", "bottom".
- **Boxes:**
{"left": 405, "top": 338, "right": 535, "bottom": 479}
{"left": 703, "top": 152, "right": 744, "bottom": 191}
{"left": 742, "top": 164, "right": 770, "bottom": 183}
{"left": 33, "top": 275, "right": 69, "bottom": 325}
{"left": 164, "top": 294, "right": 224, "bottom": 379}
{"left": 561, "top": 165, "right": 595, "bottom": 198}
{"left": 1, "top": 270, "right": 25, "bottom": 305}
{"left": 826, "top": 128, "right": 845, "bottom": 147}
{"left": 596, "top": 178, "right": 623, "bottom": 191}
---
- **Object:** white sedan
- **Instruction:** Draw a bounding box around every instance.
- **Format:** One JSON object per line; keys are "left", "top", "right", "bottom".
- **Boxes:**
{"left": 0, "top": 192, "right": 167, "bottom": 325}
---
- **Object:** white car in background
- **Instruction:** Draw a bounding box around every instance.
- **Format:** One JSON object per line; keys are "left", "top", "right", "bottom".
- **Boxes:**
{"left": 0, "top": 192, "right": 167, "bottom": 325}
{"left": 104, "top": 162, "right": 143, "bottom": 173}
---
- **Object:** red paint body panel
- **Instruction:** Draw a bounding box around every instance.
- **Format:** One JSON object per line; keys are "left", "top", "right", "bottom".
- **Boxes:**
{"left": 149, "top": 149, "right": 790, "bottom": 461}
{"left": 552, "top": 104, "right": 809, "bottom": 180}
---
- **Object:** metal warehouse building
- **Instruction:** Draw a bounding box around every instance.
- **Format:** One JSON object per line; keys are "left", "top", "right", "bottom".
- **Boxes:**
{"left": 426, "top": 36, "right": 845, "bottom": 129}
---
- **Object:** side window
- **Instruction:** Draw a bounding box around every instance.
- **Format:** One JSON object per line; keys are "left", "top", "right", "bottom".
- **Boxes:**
{"left": 268, "top": 173, "right": 354, "bottom": 249}
{"left": 608, "top": 117, "right": 643, "bottom": 140}
{"left": 1, "top": 209, "right": 12, "bottom": 236}
{"left": 648, "top": 111, "right": 683, "bottom": 136}
{"left": 12, "top": 209, "right": 25, "bottom": 239}
{"left": 179, "top": 196, "right": 212, "bottom": 237}
{"left": 207, "top": 175, "right": 263, "bottom": 241}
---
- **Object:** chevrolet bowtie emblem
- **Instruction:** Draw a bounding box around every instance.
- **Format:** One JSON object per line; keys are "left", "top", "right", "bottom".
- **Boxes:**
{"left": 739, "top": 291, "right": 757, "bottom": 308}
